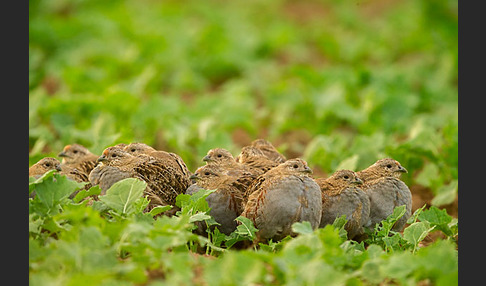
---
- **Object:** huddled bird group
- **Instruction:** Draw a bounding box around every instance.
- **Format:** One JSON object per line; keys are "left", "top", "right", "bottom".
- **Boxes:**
{"left": 29, "top": 138, "right": 412, "bottom": 242}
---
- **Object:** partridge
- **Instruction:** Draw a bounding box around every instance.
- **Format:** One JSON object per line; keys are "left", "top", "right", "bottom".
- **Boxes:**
{"left": 241, "top": 158, "right": 322, "bottom": 242}
{"left": 94, "top": 147, "right": 191, "bottom": 212}
{"left": 29, "top": 157, "right": 62, "bottom": 178}
{"left": 315, "top": 170, "right": 370, "bottom": 240}
{"left": 123, "top": 142, "right": 192, "bottom": 178}
{"left": 248, "top": 138, "right": 286, "bottom": 163}
{"left": 58, "top": 144, "right": 99, "bottom": 183}
{"left": 187, "top": 164, "right": 245, "bottom": 235}
{"left": 201, "top": 148, "right": 262, "bottom": 188}
{"left": 236, "top": 146, "right": 279, "bottom": 173}
{"left": 356, "top": 158, "right": 412, "bottom": 232}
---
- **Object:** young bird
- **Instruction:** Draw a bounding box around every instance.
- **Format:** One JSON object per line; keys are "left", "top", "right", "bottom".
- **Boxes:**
{"left": 57, "top": 144, "right": 99, "bottom": 182}
{"left": 315, "top": 170, "right": 370, "bottom": 240}
{"left": 187, "top": 164, "right": 246, "bottom": 235}
{"left": 248, "top": 138, "right": 286, "bottom": 163}
{"left": 92, "top": 147, "right": 191, "bottom": 212}
{"left": 201, "top": 148, "right": 263, "bottom": 185}
{"left": 356, "top": 158, "right": 412, "bottom": 232}
{"left": 123, "top": 142, "right": 191, "bottom": 178}
{"left": 236, "top": 146, "right": 279, "bottom": 173}
{"left": 29, "top": 157, "right": 62, "bottom": 178}
{"left": 241, "top": 158, "right": 322, "bottom": 243}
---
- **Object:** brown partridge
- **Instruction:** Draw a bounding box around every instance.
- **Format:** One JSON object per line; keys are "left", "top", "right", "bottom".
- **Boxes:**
{"left": 94, "top": 147, "right": 191, "bottom": 212}
{"left": 187, "top": 164, "right": 246, "bottom": 235}
{"left": 356, "top": 158, "right": 411, "bottom": 232}
{"left": 58, "top": 144, "right": 99, "bottom": 183}
{"left": 241, "top": 158, "right": 322, "bottom": 242}
{"left": 123, "top": 142, "right": 192, "bottom": 178}
{"left": 201, "top": 148, "right": 262, "bottom": 188}
{"left": 236, "top": 146, "right": 279, "bottom": 173}
{"left": 29, "top": 157, "right": 62, "bottom": 178}
{"left": 248, "top": 138, "right": 286, "bottom": 163}
{"left": 315, "top": 170, "right": 370, "bottom": 240}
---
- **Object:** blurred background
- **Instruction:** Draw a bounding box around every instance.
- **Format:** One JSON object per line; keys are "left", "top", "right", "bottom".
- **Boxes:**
{"left": 29, "top": 0, "right": 458, "bottom": 216}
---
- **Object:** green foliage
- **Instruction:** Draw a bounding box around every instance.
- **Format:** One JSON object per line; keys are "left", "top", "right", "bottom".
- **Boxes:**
{"left": 29, "top": 0, "right": 457, "bottom": 284}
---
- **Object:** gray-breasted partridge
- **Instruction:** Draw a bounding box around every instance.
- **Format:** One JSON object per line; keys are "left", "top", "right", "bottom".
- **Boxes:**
{"left": 88, "top": 144, "right": 128, "bottom": 194}
{"left": 94, "top": 147, "right": 191, "bottom": 212}
{"left": 241, "top": 158, "right": 322, "bottom": 242}
{"left": 356, "top": 158, "right": 411, "bottom": 232}
{"left": 315, "top": 170, "right": 370, "bottom": 240}
{"left": 29, "top": 157, "right": 62, "bottom": 178}
{"left": 123, "top": 142, "right": 192, "bottom": 178}
{"left": 248, "top": 138, "right": 286, "bottom": 163}
{"left": 187, "top": 164, "right": 246, "bottom": 235}
{"left": 236, "top": 146, "right": 279, "bottom": 173}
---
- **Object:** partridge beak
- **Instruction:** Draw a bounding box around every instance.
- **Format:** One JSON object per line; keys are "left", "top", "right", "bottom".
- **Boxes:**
{"left": 189, "top": 173, "right": 199, "bottom": 180}
{"left": 354, "top": 177, "right": 363, "bottom": 185}
{"left": 58, "top": 151, "right": 69, "bottom": 158}
{"left": 202, "top": 155, "right": 212, "bottom": 162}
{"left": 303, "top": 166, "right": 312, "bottom": 174}
{"left": 97, "top": 155, "right": 107, "bottom": 163}
{"left": 398, "top": 166, "right": 408, "bottom": 173}
{"left": 56, "top": 165, "right": 62, "bottom": 172}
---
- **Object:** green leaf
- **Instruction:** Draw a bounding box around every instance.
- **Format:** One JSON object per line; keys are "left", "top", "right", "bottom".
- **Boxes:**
{"left": 407, "top": 203, "right": 427, "bottom": 224}
{"left": 291, "top": 221, "right": 314, "bottom": 235}
{"left": 331, "top": 215, "right": 349, "bottom": 240}
{"left": 30, "top": 172, "right": 86, "bottom": 212}
{"left": 148, "top": 205, "right": 173, "bottom": 217}
{"left": 189, "top": 213, "right": 212, "bottom": 223}
{"left": 72, "top": 185, "right": 102, "bottom": 203}
{"left": 431, "top": 180, "right": 458, "bottom": 206}
{"left": 418, "top": 206, "right": 455, "bottom": 237}
{"left": 98, "top": 178, "right": 146, "bottom": 215}
{"left": 225, "top": 216, "right": 258, "bottom": 248}
{"left": 403, "top": 221, "right": 435, "bottom": 253}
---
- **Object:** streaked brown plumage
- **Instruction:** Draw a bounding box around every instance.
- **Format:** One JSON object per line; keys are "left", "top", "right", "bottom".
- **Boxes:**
{"left": 93, "top": 147, "right": 191, "bottom": 212}
{"left": 201, "top": 148, "right": 263, "bottom": 185}
{"left": 236, "top": 146, "right": 279, "bottom": 173}
{"left": 241, "top": 158, "right": 322, "bottom": 242}
{"left": 356, "top": 158, "right": 412, "bottom": 232}
{"left": 29, "top": 157, "right": 62, "bottom": 178}
{"left": 248, "top": 138, "right": 286, "bottom": 163}
{"left": 315, "top": 169, "right": 370, "bottom": 240}
{"left": 123, "top": 142, "right": 192, "bottom": 178}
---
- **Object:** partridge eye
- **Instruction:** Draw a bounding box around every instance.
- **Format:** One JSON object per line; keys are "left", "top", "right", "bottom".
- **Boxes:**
{"left": 131, "top": 149, "right": 136, "bottom": 152}
{"left": 293, "top": 164, "right": 298, "bottom": 168}
{"left": 112, "top": 154, "right": 117, "bottom": 157}
{"left": 344, "top": 175, "right": 349, "bottom": 179}
{"left": 217, "top": 154, "right": 222, "bottom": 158}
{"left": 73, "top": 150, "right": 78, "bottom": 154}
{"left": 45, "top": 163, "right": 51, "bottom": 167}
{"left": 204, "top": 172, "right": 210, "bottom": 176}
{"left": 386, "top": 164, "right": 392, "bottom": 168}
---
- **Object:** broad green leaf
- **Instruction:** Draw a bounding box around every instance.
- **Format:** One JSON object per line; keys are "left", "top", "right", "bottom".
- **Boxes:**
{"left": 431, "top": 180, "right": 458, "bottom": 206}
{"left": 418, "top": 206, "right": 455, "bottom": 237}
{"left": 291, "top": 221, "right": 314, "bottom": 235}
{"left": 189, "top": 212, "right": 212, "bottom": 223}
{"left": 403, "top": 221, "right": 435, "bottom": 253}
{"left": 148, "top": 205, "right": 173, "bottom": 217}
{"left": 99, "top": 178, "right": 146, "bottom": 215}
{"left": 30, "top": 172, "right": 86, "bottom": 212}
{"left": 72, "top": 185, "right": 102, "bottom": 203}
